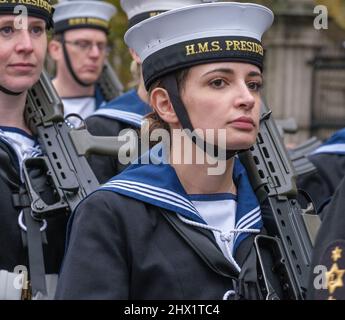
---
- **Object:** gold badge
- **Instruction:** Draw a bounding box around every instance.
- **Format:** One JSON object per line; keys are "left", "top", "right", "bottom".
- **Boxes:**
{"left": 326, "top": 245, "right": 345, "bottom": 299}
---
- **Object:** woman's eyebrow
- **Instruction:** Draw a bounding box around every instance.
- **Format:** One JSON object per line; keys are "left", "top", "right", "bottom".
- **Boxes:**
{"left": 202, "top": 68, "right": 263, "bottom": 80}
{"left": 247, "top": 71, "right": 263, "bottom": 80}
{"left": 202, "top": 68, "right": 235, "bottom": 77}
{"left": 0, "top": 19, "right": 15, "bottom": 26}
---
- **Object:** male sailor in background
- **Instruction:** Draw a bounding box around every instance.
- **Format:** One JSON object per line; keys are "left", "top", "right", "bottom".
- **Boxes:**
{"left": 48, "top": 0, "right": 117, "bottom": 127}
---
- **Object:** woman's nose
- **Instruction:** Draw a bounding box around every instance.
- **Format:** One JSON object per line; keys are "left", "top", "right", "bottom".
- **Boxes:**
{"left": 234, "top": 83, "right": 256, "bottom": 110}
{"left": 15, "top": 30, "right": 34, "bottom": 53}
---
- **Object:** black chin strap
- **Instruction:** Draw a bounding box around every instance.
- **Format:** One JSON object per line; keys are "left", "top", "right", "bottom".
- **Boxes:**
{"left": 0, "top": 85, "right": 23, "bottom": 96}
{"left": 61, "top": 34, "right": 94, "bottom": 88}
{"left": 161, "top": 74, "right": 238, "bottom": 160}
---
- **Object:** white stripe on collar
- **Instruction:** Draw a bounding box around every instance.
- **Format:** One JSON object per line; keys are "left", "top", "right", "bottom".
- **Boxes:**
{"left": 234, "top": 213, "right": 261, "bottom": 244}
{"left": 0, "top": 129, "right": 42, "bottom": 181}
{"left": 105, "top": 180, "right": 198, "bottom": 213}
{"left": 91, "top": 109, "right": 144, "bottom": 126}
{"left": 234, "top": 217, "right": 261, "bottom": 244}
{"left": 236, "top": 206, "right": 261, "bottom": 228}
{"left": 102, "top": 179, "right": 202, "bottom": 218}
{"left": 311, "top": 143, "right": 345, "bottom": 155}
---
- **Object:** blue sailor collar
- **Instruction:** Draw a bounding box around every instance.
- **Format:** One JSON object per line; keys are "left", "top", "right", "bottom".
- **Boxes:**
{"left": 311, "top": 128, "right": 345, "bottom": 156}
{"left": 101, "top": 149, "right": 262, "bottom": 251}
{"left": 90, "top": 89, "right": 151, "bottom": 128}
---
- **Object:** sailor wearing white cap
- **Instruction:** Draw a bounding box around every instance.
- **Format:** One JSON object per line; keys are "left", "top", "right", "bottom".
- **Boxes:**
{"left": 48, "top": 0, "right": 116, "bottom": 127}
{"left": 126, "top": 0, "right": 272, "bottom": 156}
{"left": 56, "top": 2, "right": 275, "bottom": 300}
{"left": 122, "top": 0, "right": 218, "bottom": 29}
{"left": 0, "top": 0, "right": 68, "bottom": 300}
{"left": 87, "top": 0, "right": 216, "bottom": 183}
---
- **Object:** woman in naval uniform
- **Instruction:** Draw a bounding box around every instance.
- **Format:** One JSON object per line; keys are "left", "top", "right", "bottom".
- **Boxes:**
{"left": 55, "top": 2, "right": 274, "bottom": 300}
{"left": 0, "top": 0, "right": 66, "bottom": 299}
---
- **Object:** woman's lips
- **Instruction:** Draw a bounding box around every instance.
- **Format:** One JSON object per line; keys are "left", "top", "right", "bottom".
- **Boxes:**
{"left": 229, "top": 116, "right": 255, "bottom": 130}
{"left": 8, "top": 63, "right": 35, "bottom": 72}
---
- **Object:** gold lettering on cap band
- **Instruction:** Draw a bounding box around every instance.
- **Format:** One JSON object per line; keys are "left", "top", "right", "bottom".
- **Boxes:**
{"left": 149, "top": 11, "right": 161, "bottom": 18}
{"left": 186, "top": 39, "right": 263, "bottom": 56}
{"left": 1, "top": 0, "right": 52, "bottom": 13}
{"left": 68, "top": 17, "right": 108, "bottom": 28}
{"left": 185, "top": 41, "right": 223, "bottom": 56}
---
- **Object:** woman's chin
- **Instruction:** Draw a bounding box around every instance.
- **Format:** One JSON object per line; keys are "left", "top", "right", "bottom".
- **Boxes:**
{"left": 225, "top": 140, "right": 256, "bottom": 151}
{"left": 5, "top": 80, "right": 38, "bottom": 93}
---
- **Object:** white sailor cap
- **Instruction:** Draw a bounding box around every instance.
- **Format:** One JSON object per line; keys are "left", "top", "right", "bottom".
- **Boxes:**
{"left": 121, "top": 0, "right": 218, "bottom": 28}
{"left": 53, "top": 0, "right": 117, "bottom": 34}
{"left": 125, "top": 2, "right": 274, "bottom": 90}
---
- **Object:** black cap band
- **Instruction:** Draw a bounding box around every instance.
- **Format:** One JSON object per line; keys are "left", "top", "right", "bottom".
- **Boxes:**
{"left": 143, "top": 36, "right": 264, "bottom": 90}
{"left": 54, "top": 17, "right": 109, "bottom": 34}
{"left": 128, "top": 10, "right": 166, "bottom": 29}
{"left": 0, "top": 1, "right": 54, "bottom": 29}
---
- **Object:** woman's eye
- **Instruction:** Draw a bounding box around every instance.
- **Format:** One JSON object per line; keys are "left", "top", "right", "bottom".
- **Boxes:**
{"left": 31, "top": 26, "right": 44, "bottom": 35}
{"left": 0, "top": 26, "right": 14, "bottom": 37}
{"left": 247, "top": 82, "right": 263, "bottom": 92}
{"left": 210, "top": 79, "right": 226, "bottom": 88}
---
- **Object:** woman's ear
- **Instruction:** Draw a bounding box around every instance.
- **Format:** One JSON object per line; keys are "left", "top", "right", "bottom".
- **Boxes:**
{"left": 150, "top": 87, "right": 180, "bottom": 126}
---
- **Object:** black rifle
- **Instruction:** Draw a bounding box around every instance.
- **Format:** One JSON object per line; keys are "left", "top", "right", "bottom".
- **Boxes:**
{"left": 97, "top": 60, "right": 124, "bottom": 102}
{"left": 24, "top": 70, "right": 132, "bottom": 217}
{"left": 238, "top": 102, "right": 321, "bottom": 300}
{"left": 22, "top": 71, "right": 132, "bottom": 298}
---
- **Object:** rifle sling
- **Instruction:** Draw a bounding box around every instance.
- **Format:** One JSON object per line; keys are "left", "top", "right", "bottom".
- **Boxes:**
{"left": 12, "top": 187, "right": 48, "bottom": 298}
{"left": 23, "top": 208, "right": 47, "bottom": 298}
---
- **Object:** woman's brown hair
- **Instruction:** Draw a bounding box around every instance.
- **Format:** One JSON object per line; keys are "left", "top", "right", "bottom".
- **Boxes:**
{"left": 144, "top": 68, "right": 190, "bottom": 147}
